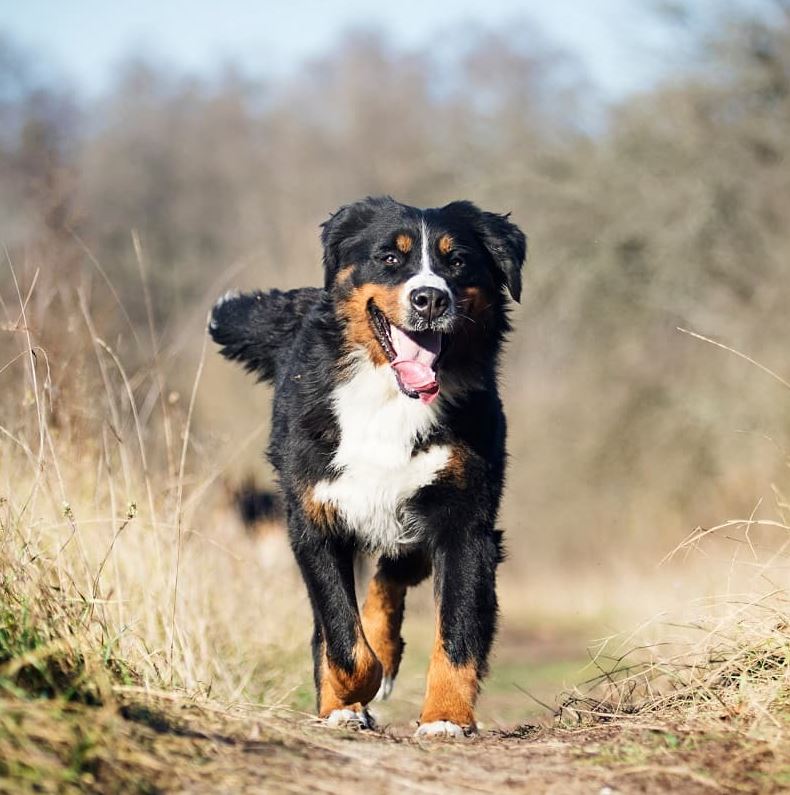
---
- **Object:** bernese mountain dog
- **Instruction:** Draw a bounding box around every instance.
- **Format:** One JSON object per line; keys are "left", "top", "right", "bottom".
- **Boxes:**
{"left": 209, "top": 196, "right": 526, "bottom": 737}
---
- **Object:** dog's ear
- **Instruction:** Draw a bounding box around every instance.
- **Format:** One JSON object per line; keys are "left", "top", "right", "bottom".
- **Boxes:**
{"left": 444, "top": 201, "right": 527, "bottom": 302}
{"left": 321, "top": 197, "right": 389, "bottom": 290}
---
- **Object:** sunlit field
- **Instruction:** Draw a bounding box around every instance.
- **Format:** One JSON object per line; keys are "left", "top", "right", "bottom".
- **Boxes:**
{"left": 3, "top": 5, "right": 790, "bottom": 792}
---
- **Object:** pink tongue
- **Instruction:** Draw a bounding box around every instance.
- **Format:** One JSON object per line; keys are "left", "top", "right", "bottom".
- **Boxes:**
{"left": 389, "top": 325, "right": 442, "bottom": 404}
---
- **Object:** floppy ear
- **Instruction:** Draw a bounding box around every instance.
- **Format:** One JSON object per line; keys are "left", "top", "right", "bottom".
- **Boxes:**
{"left": 320, "top": 196, "right": 390, "bottom": 290}
{"left": 445, "top": 201, "right": 527, "bottom": 302}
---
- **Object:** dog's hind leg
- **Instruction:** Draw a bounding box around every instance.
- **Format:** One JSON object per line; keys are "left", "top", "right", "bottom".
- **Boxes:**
{"left": 292, "top": 527, "right": 382, "bottom": 725}
{"left": 361, "top": 549, "right": 431, "bottom": 701}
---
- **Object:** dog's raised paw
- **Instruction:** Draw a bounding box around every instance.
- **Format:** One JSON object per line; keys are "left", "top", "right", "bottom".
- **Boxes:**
{"left": 325, "top": 708, "right": 374, "bottom": 730}
{"left": 415, "top": 720, "right": 465, "bottom": 738}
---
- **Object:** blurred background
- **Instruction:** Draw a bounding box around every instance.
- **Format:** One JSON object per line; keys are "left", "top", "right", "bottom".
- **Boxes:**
{"left": 2, "top": 0, "right": 789, "bottom": 725}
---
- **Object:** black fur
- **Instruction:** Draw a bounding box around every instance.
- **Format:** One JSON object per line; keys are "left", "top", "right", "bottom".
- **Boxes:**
{"left": 209, "top": 196, "right": 526, "bottom": 725}
{"left": 211, "top": 287, "right": 323, "bottom": 381}
{"left": 231, "top": 480, "right": 282, "bottom": 529}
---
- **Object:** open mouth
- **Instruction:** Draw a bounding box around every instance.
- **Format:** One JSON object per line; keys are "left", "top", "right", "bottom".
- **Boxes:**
{"left": 368, "top": 301, "right": 442, "bottom": 404}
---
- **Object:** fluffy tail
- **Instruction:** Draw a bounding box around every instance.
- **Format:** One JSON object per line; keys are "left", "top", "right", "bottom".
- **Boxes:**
{"left": 209, "top": 287, "right": 322, "bottom": 382}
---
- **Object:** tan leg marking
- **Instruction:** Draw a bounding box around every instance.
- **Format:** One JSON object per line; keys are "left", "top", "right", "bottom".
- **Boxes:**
{"left": 318, "top": 647, "right": 346, "bottom": 716}
{"left": 420, "top": 624, "right": 478, "bottom": 727}
{"left": 361, "top": 574, "right": 407, "bottom": 679}
{"left": 318, "top": 634, "right": 382, "bottom": 717}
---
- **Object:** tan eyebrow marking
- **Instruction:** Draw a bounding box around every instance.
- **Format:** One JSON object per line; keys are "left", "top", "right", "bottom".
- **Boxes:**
{"left": 438, "top": 234, "right": 454, "bottom": 255}
{"left": 395, "top": 233, "right": 413, "bottom": 254}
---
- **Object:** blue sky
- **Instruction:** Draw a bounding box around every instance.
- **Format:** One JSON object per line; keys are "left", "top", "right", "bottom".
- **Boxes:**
{"left": 0, "top": 0, "right": 749, "bottom": 98}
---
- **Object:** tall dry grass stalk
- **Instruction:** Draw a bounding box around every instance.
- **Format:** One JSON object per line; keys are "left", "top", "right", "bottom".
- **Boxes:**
{"left": 0, "top": 250, "right": 308, "bottom": 708}
{"left": 558, "top": 330, "right": 790, "bottom": 741}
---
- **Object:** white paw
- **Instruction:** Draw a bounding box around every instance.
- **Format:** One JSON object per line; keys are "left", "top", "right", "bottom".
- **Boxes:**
{"left": 375, "top": 674, "right": 394, "bottom": 701}
{"left": 325, "top": 708, "right": 373, "bottom": 730}
{"left": 415, "top": 720, "right": 464, "bottom": 738}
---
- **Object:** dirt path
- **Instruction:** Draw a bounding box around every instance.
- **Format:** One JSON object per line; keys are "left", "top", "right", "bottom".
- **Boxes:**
{"left": 2, "top": 691, "right": 760, "bottom": 794}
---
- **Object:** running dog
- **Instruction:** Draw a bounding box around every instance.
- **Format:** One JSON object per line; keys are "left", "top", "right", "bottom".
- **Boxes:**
{"left": 209, "top": 196, "right": 526, "bottom": 736}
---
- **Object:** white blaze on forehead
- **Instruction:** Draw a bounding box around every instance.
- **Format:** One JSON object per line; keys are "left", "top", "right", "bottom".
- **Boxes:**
{"left": 402, "top": 219, "right": 452, "bottom": 308}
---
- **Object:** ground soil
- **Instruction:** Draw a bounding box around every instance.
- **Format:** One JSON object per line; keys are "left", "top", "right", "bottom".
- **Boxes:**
{"left": 2, "top": 689, "right": 785, "bottom": 794}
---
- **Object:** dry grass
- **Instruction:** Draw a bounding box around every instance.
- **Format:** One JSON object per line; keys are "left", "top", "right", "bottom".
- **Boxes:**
{"left": 562, "top": 584, "right": 790, "bottom": 728}
{"left": 499, "top": 332, "right": 790, "bottom": 790}
{"left": 555, "top": 331, "right": 790, "bottom": 741}
{"left": 2, "top": 255, "right": 790, "bottom": 792}
{"left": 552, "top": 475, "right": 790, "bottom": 789}
{"left": 0, "top": 256, "right": 309, "bottom": 712}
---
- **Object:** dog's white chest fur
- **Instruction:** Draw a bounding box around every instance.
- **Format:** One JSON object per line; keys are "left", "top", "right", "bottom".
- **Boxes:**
{"left": 313, "top": 358, "right": 449, "bottom": 554}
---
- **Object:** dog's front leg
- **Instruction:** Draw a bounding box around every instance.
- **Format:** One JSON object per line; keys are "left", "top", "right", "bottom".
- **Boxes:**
{"left": 291, "top": 528, "right": 382, "bottom": 723}
{"left": 417, "top": 526, "right": 501, "bottom": 737}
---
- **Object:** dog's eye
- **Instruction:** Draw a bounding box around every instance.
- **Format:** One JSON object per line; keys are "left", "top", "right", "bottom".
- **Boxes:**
{"left": 382, "top": 254, "right": 400, "bottom": 265}
{"left": 450, "top": 255, "right": 465, "bottom": 268}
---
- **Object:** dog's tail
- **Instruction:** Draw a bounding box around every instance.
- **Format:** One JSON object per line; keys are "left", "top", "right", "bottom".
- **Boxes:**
{"left": 209, "top": 287, "right": 323, "bottom": 382}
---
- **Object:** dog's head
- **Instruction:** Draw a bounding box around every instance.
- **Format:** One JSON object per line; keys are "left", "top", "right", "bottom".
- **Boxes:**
{"left": 322, "top": 196, "right": 526, "bottom": 403}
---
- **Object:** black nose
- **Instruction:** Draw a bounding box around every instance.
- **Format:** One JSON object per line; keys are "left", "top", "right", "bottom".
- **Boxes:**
{"left": 409, "top": 287, "right": 450, "bottom": 322}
